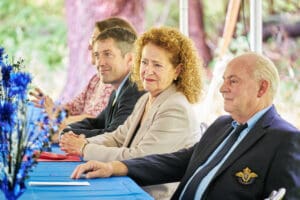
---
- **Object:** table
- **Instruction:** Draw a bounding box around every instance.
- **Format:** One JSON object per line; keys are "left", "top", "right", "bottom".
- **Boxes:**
{"left": 0, "top": 106, "right": 153, "bottom": 199}
{"left": 0, "top": 144, "right": 153, "bottom": 200}
{"left": 17, "top": 162, "right": 153, "bottom": 200}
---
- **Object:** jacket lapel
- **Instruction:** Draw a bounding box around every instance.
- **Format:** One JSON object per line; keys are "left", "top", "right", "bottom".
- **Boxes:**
{"left": 213, "top": 125, "right": 266, "bottom": 179}
{"left": 122, "top": 94, "right": 148, "bottom": 147}
{"left": 129, "top": 84, "right": 177, "bottom": 145}
{"left": 105, "top": 91, "right": 116, "bottom": 127}
{"left": 172, "top": 119, "right": 233, "bottom": 199}
{"left": 106, "top": 78, "right": 130, "bottom": 124}
{"left": 189, "top": 124, "right": 233, "bottom": 174}
{"left": 212, "top": 106, "right": 276, "bottom": 179}
{"left": 147, "top": 84, "right": 177, "bottom": 116}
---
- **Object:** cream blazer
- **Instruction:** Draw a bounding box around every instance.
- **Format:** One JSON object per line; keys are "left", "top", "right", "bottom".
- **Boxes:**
{"left": 84, "top": 84, "right": 202, "bottom": 199}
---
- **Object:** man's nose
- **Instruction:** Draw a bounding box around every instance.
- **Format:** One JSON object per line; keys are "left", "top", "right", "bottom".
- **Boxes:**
{"left": 97, "top": 57, "right": 106, "bottom": 66}
{"left": 219, "top": 81, "right": 227, "bottom": 93}
{"left": 95, "top": 59, "right": 104, "bottom": 69}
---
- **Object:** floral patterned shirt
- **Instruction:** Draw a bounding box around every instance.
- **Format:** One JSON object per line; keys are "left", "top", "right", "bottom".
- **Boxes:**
{"left": 65, "top": 74, "right": 113, "bottom": 116}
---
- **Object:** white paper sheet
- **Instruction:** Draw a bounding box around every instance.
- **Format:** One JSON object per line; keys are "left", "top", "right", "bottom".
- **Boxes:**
{"left": 28, "top": 181, "right": 90, "bottom": 186}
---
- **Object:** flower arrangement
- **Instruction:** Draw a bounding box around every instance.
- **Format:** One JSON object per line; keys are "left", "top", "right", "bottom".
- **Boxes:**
{"left": 0, "top": 47, "right": 50, "bottom": 200}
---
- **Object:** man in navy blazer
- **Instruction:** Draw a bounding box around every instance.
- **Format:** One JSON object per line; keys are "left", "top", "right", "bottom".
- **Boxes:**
{"left": 64, "top": 77, "right": 143, "bottom": 137}
{"left": 70, "top": 52, "right": 300, "bottom": 199}
{"left": 60, "top": 27, "right": 144, "bottom": 139}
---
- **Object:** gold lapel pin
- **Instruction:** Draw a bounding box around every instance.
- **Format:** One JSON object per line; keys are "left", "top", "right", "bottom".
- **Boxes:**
{"left": 235, "top": 167, "right": 258, "bottom": 185}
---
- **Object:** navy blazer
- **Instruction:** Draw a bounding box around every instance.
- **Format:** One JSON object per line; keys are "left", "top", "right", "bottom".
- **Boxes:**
{"left": 124, "top": 105, "right": 300, "bottom": 199}
{"left": 63, "top": 78, "right": 144, "bottom": 137}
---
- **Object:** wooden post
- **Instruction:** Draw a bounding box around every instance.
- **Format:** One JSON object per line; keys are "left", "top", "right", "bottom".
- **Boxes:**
{"left": 219, "top": 0, "right": 241, "bottom": 57}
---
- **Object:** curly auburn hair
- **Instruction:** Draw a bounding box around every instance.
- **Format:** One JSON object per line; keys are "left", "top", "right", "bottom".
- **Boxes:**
{"left": 131, "top": 26, "right": 204, "bottom": 104}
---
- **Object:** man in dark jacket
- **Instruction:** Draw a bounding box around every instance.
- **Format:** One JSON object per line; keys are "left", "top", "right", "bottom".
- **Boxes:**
{"left": 61, "top": 27, "right": 144, "bottom": 138}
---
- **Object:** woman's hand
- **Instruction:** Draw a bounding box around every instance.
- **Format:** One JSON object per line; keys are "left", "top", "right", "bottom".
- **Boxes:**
{"left": 59, "top": 132, "right": 87, "bottom": 156}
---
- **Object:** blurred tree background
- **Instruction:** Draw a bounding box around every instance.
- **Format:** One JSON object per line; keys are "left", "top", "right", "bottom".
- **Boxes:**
{"left": 0, "top": 0, "right": 67, "bottom": 98}
{"left": 0, "top": 0, "right": 299, "bottom": 128}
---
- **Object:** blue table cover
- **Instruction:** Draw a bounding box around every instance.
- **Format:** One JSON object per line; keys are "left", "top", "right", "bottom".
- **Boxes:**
{"left": 0, "top": 123, "right": 153, "bottom": 199}
{"left": 0, "top": 161, "right": 153, "bottom": 200}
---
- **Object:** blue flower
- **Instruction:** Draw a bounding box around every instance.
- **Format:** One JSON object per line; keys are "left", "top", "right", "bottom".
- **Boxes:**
{"left": 1, "top": 65, "right": 13, "bottom": 88}
{"left": 9, "top": 72, "right": 32, "bottom": 99}
{"left": 0, "top": 47, "right": 5, "bottom": 63}
{"left": 0, "top": 102, "right": 16, "bottom": 124}
{"left": 0, "top": 46, "right": 50, "bottom": 200}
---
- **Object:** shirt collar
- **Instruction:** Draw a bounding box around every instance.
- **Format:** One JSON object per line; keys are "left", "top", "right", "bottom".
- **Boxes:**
{"left": 231, "top": 105, "right": 272, "bottom": 130}
{"left": 115, "top": 74, "right": 129, "bottom": 99}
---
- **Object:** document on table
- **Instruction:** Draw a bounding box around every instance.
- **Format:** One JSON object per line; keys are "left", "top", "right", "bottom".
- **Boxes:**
{"left": 28, "top": 181, "right": 90, "bottom": 186}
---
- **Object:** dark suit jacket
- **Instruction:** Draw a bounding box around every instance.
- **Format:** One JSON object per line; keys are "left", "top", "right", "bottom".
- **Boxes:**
{"left": 63, "top": 77, "right": 144, "bottom": 138}
{"left": 124, "top": 105, "right": 300, "bottom": 199}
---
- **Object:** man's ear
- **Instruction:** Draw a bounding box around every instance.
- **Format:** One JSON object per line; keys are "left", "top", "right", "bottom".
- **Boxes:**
{"left": 258, "top": 80, "right": 269, "bottom": 97}
{"left": 125, "top": 52, "right": 134, "bottom": 69}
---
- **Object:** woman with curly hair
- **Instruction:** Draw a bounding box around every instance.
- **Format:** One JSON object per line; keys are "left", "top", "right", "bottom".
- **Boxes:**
{"left": 67, "top": 27, "right": 204, "bottom": 200}
{"left": 131, "top": 26, "right": 203, "bottom": 104}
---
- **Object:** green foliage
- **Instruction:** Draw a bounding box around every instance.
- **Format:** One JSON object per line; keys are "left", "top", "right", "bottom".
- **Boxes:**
{"left": 203, "top": 0, "right": 228, "bottom": 41}
{"left": 262, "top": 0, "right": 300, "bottom": 13}
{"left": 0, "top": 0, "right": 67, "bottom": 71}
{"left": 144, "top": 0, "right": 179, "bottom": 29}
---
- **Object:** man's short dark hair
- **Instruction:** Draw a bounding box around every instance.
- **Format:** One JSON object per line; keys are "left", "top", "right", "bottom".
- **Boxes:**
{"left": 95, "top": 27, "right": 137, "bottom": 56}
